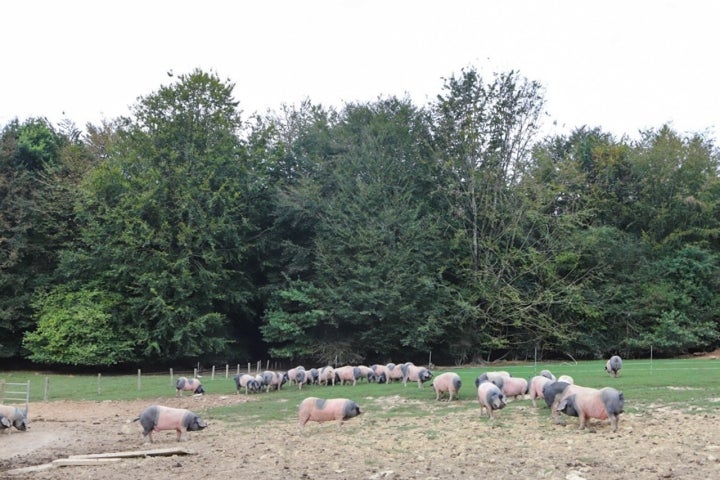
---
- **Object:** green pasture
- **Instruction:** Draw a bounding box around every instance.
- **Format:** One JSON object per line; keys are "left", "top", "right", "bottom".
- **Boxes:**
{"left": 1, "top": 358, "right": 718, "bottom": 425}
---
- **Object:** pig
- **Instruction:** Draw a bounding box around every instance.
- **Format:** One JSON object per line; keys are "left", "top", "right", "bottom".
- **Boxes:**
{"left": 528, "top": 375, "right": 555, "bottom": 408}
{"left": 501, "top": 376, "right": 529, "bottom": 400}
{"left": 335, "top": 365, "right": 361, "bottom": 386}
{"left": 307, "top": 368, "right": 320, "bottom": 385}
{"left": 402, "top": 363, "right": 433, "bottom": 388}
{"left": 474, "top": 371, "right": 511, "bottom": 389}
{"left": 298, "top": 397, "right": 362, "bottom": 429}
{"left": 261, "top": 371, "right": 286, "bottom": 392}
{"left": 0, "top": 415, "right": 10, "bottom": 430}
{"left": 542, "top": 380, "right": 573, "bottom": 414}
{"left": 370, "top": 364, "right": 388, "bottom": 384}
{"left": 357, "top": 365, "right": 376, "bottom": 383}
{"left": 234, "top": 374, "right": 261, "bottom": 395}
{"left": 385, "top": 363, "right": 405, "bottom": 383}
{"left": 318, "top": 366, "right": 336, "bottom": 386}
{"left": 605, "top": 355, "right": 623, "bottom": 377}
{"left": 133, "top": 405, "right": 207, "bottom": 443}
{"left": 477, "top": 381, "right": 507, "bottom": 419}
{"left": 287, "top": 366, "right": 307, "bottom": 387}
{"left": 0, "top": 405, "right": 27, "bottom": 432}
{"left": 557, "top": 375, "right": 574, "bottom": 384}
{"left": 175, "top": 377, "right": 205, "bottom": 397}
{"left": 540, "top": 369, "right": 556, "bottom": 380}
{"left": 432, "top": 372, "right": 462, "bottom": 401}
{"left": 557, "top": 386, "right": 624, "bottom": 432}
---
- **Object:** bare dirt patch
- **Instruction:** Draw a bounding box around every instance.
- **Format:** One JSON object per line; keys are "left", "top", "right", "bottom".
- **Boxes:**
{"left": 1, "top": 393, "right": 719, "bottom": 479}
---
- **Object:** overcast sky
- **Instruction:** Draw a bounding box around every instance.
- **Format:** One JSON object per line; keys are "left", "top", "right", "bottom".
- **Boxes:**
{"left": 2, "top": 0, "right": 718, "bottom": 143}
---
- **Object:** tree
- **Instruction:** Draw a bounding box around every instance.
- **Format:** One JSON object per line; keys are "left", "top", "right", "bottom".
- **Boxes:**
{"left": 0, "top": 117, "right": 83, "bottom": 358}
{"left": 431, "top": 68, "right": 548, "bottom": 360}
{"left": 261, "top": 98, "right": 452, "bottom": 363}
{"left": 33, "top": 70, "right": 256, "bottom": 364}
{"left": 23, "top": 287, "right": 134, "bottom": 365}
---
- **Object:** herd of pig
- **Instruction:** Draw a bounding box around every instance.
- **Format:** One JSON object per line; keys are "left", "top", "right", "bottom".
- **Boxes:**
{"left": 0, "top": 355, "right": 624, "bottom": 443}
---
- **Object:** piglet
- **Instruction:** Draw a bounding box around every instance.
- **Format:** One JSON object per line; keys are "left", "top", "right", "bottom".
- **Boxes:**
{"left": 477, "top": 381, "right": 507, "bottom": 419}
{"left": 175, "top": 376, "right": 205, "bottom": 396}
{"left": 133, "top": 405, "right": 207, "bottom": 443}
{"left": 432, "top": 372, "right": 462, "bottom": 401}
{"left": 558, "top": 386, "right": 624, "bottom": 432}
{"left": 298, "top": 397, "right": 361, "bottom": 429}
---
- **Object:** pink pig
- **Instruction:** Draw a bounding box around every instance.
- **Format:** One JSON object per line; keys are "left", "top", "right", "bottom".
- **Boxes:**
{"left": 298, "top": 397, "right": 362, "bottom": 429}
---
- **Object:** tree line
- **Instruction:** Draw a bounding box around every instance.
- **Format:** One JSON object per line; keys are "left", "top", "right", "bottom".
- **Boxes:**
{"left": 1, "top": 68, "right": 718, "bottom": 368}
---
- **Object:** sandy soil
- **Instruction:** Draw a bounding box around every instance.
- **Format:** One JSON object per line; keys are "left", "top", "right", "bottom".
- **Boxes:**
{"left": 1, "top": 384, "right": 719, "bottom": 480}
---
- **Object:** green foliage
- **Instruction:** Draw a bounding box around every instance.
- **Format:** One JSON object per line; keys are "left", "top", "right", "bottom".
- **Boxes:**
{"left": 23, "top": 287, "right": 134, "bottom": 365}
{"left": 3, "top": 66, "right": 720, "bottom": 366}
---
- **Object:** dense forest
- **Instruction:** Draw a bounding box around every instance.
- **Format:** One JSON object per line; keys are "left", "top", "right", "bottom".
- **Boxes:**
{"left": 1, "top": 68, "right": 719, "bottom": 368}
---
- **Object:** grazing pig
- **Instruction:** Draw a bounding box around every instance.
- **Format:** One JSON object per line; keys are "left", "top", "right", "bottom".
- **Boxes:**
{"left": 298, "top": 397, "right": 362, "bottom": 429}
{"left": 234, "top": 374, "right": 261, "bottom": 395}
{"left": 477, "top": 381, "right": 507, "bottom": 419}
{"left": 402, "top": 363, "right": 433, "bottom": 388}
{"left": 287, "top": 366, "right": 307, "bottom": 387}
{"left": 335, "top": 365, "right": 361, "bottom": 386}
{"left": 175, "top": 377, "right": 205, "bottom": 396}
{"left": 474, "top": 371, "right": 511, "bottom": 389}
{"left": 558, "top": 386, "right": 624, "bottom": 432}
{"left": 0, "top": 415, "right": 10, "bottom": 430}
{"left": 133, "top": 405, "right": 207, "bottom": 443}
{"left": 528, "top": 375, "right": 555, "bottom": 408}
{"left": 261, "top": 371, "right": 286, "bottom": 392}
{"left": 0, "top": 405, "right": 27, "bottom": 432}
{"left": 501, "top": 376, "right": 528, "bottom": 400}
{"left": 385, "top": 363, "right": 405, "bottom": 383}
{"left": 357, "top": 365, "right": 376, "bottom": 383}
{"left": 605, "top": 355, "right": 623, "bottom": 377}
{"left": 557, "top": 375, "right": 574, "bottom": 384}
{"left": 432, "top": 372, "right": 462, "bottom": 401}
{"left": 370, "top": 364, "right": 388, "bottom": 384}
{"left": 542, "top": 381, "right": 573, "bottom": 414}
{"left": 318, "top": 366, "right": 336, "bottom": 386}
{"left": 540, "top": 369, "right": 556, "bottom": 380}
{"left": 307, "top": 368, "right": 320, "bottom": 385}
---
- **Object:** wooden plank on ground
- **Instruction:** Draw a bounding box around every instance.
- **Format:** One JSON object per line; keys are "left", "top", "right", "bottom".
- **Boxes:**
{"left": 68, "top": 447, "right": 192, "bottom": 459}
{"left": 53, "top": 458, "right": 122, "bottom": 466}
{"left": 6, "top": 463, "right": 55, "bottom": 475}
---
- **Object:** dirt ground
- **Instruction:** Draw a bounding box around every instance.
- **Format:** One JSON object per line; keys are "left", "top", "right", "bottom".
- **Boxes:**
{"left": 1, "top": 388, "right": 718, "bottom": 480}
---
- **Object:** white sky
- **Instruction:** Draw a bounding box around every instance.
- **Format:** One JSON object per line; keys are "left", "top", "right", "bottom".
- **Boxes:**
{"left": 2, "top": 0, "right": 718, "bottom": 143}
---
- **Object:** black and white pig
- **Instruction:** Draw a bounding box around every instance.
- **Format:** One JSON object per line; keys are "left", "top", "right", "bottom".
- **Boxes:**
{"left": 175, "top": 376, "right": 205, "bottom": 396}
{"left": 0, "top": 405, "right": 28, "bottom": 432}
{"left": 233, "top": 374, "right": 261, "bottom": 395}
{"left": 558, "top": 386, "right": 624, "bottom": 432}
{"left": 477, "top": 381, "right": 507, "bottom": 419}
{"left": 133, "top": 405, "right": 208, "bottom": 443}
{"left": 605, "top": 355, "right": 623, "bottom": 377}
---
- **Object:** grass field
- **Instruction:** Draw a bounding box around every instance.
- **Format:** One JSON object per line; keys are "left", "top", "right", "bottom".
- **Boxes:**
{"left": 2, "top": 358, "right": 718, "bottom": 424}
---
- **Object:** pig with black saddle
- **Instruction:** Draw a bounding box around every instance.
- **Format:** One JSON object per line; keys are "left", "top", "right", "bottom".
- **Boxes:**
{"left": 477, "top": 380, "right": 507, "bottom": 419}
{"left": 558, "top": 386, "right": 624, "bottom": 432}
{"left": 605, "top": 355, "right": 623, "bottom": 377}
{"left": 298, "top": 397, "right": 362, "bottom": 429}
{"left": 234, "top": 374, "right": 261, "bottom": 395}
{"left": 0, "top": 405, "right": 28, "bottom": 432}
{"left": 133, "top": 405, "right": 207, "bottom": 443}
{"left": 175, "top": 376, "right": 205, "bottom": 396}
